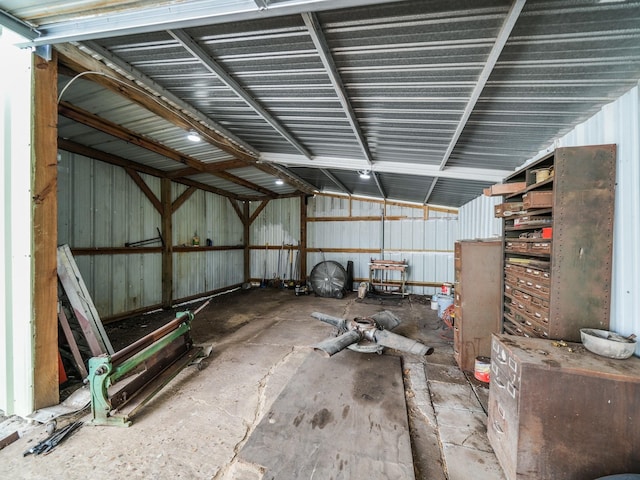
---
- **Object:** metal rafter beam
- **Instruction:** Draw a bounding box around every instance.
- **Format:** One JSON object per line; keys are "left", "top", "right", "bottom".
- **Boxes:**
{"left": 168, "top": 29, "right": 312, "bottom": 159}
{"left": 321, "top": 169, "right": 352, "bottom": 195}
{"left": 438, "top": 0, "right": 526, "bottom": 170}
{"left": 260, "top": 152, "right": 510, "bottom": 183}
{"left": 19, "top": 0, "right": 406, "bottom": 47}
{"left": 372, "top": 172, "right": 386, "bottom": 199}
{"left": 0, "top": 9, "right": 40, "bottom": 40}
{"left": 423, "top": 178, "right": 439, "bottom": 205}
{"left": 58, "top": 101, "right": 278, "bottom": 197}
{"left": 302, "top": 12, "right": 373, "bottom": 165}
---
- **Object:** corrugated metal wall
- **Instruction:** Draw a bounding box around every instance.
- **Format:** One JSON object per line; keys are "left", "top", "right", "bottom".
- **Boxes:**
{"left": 0, "top": 34, "right": 34, "bottom": 416}
{"left": 172, "top": 186, "right": 244, "bottom": 298}
{"left": 555, "top": 84, "right": 640, "bottom": 348}
{"left": 458, "top": 83, "right": 640, "bottom": 353}
{"left": 58, "top": 152, "right": 163, "bottom": 316}
{"left": 458, "top": 195, "right": 503, "bottom": 240}
{"left": 250, "top": 197, "right": 301, "bottom": 281}
{"left": 58, "top": 153, "right": 246, "bottom": 316}
{"left": 307, "top": 195, "right": 458, "bottom": 295}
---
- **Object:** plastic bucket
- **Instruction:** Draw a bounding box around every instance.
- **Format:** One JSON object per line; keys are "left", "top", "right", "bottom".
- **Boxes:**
{"left": 430, "top": 294, "right": 438, "bottom": 310}
{"left": 437, "top": 294, "right": 454, "bottom": 319}
{"left": 474, "top": 356, "right": 491, "bottom": 383}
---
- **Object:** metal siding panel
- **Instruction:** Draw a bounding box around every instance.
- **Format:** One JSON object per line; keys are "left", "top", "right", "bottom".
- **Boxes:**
{"left": 458, "top": 194, "right": 502, "bottom": 241}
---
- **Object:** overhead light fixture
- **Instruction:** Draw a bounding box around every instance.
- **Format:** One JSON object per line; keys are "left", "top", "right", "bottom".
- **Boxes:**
{"left": 275, "top": 179, "right": 284, "bottom": 185}
{"left": 187, "top": 130, "right": 201, "bottom": 142}
{"left": 359, "top": 170, "right": 371, "bottom": 180}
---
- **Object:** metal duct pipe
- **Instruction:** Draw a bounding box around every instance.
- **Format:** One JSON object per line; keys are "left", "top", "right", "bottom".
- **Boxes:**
{"left": 374, "top": 330, "right": 434, "bottom": 356}
{"left": 314, "top": 330, "right": 362, "bottom": 357}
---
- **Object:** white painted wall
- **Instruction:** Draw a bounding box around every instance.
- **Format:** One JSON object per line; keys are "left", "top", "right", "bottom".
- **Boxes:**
{"left": 0, "top": 32, "right": 34, "bottom": 416}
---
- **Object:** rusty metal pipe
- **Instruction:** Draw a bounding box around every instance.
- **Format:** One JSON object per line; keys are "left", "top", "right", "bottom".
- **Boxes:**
{"left": 111, "top": 315, "right": 188, "bottom": 366}
{"left": 314, "top": 330, "right": 362, "bottom": 357}
{"left": 374, "top": 329, "right": 434, "bottom": 356}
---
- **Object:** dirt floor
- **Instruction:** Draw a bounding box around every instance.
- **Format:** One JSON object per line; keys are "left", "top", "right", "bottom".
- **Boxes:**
{"left": 0, "top": 287, "right": 497, "bottom": 480}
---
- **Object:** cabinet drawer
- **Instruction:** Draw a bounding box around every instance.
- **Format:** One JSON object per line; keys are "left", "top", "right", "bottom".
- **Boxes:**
{"left": 522, "top": 190, "right": 553, "bottom": 209}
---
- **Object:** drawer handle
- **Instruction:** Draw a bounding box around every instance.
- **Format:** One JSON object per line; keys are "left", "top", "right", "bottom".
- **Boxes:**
{"left": 494, "top": 376, "right": 506, "bottom": 388}
{"left": 493, "top": 421, "right": 504, "bottom": 435}
{"left": 496, "top": 353, "right": 507, "bottom": 364}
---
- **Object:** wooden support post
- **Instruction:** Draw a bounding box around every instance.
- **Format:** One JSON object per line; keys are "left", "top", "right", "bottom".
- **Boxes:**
{"left": 32, "top": 51, "right": 59, "bottom": 408}
{"left": 300, "top": 195, "right": 307, "bottom": 282}
{"left": 243, "top": 201, "right": 250, "bottom": 282}
{"left": 161, "top": 178, "right": 173, "bottom": 308}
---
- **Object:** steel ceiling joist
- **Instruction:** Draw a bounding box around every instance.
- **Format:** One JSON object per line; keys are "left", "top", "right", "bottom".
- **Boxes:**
{"left": 19, "top": 0, "right": 406, "bottom": 47}
{"left": 0, "top": 8, "right": 39, "bottom": 40}
{"left": 168, "top": 28, "right": 313, "bottom": 159}
{"left": 321, "top": 169, "right": 352, "bottom": 195}
{"left": 260, "top": 152, "right": 510, "bottom": 182}
{"left": 302, "top": 12, "right": 373, "bottom": 165}
{"left": 438, "top": 0, "right": 527, "bottom": 170}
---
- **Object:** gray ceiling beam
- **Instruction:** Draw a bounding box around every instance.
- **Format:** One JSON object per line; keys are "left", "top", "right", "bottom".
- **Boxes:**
{"left": 321, "top": 169, "right": 352, "bottom": 195}
{"left": 372, "top": 172, "right": 386, "bottom": 199}
{"left": 438, "top": 0, "right": 526, "bottom": 170}
{"left": 20, "top": 0, "right": 406, "bottom": 47}
{"left": 302, "top": 12, "right": 373, "bottom": 166}
{"left": 260, "top": 152, "right": 510, "bottom": 183}
{"left": 0, "top": 9, "right": 40, "bottom": 40}
{"left": 253, "top": 0, "right": 269, "bottom": 9}
{"left": 168, "top": 28, "right": 313, "bottom": 159}
{"left": 81, "top": 40, "right": 259, "bottom": 157}
{"left": 423, "top": 178, "right": 439, "bottom": 205}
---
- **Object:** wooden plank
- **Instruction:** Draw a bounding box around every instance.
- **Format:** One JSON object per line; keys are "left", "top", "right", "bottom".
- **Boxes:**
{"left": 0, "top": 432, "right": 19, "bottom": 451}
{"left": 125, "top": 168, "right": 162, "bottom": 214}
{"left": 72, "top": 247, "right": 163, "bottom": 255}
{"left": 307, "top": 215, "right": 406, "bottom": 222}
{"left": 300, "top": 195, "right": 307, "bottom": 281}
{"left": 243, "top": 201, "right": 250, "bottom": 282}
{"left": 33, "top": 51, "right": 60, "bottom": 409}
{"left": 239, "top": 351, "right": 415, "bottom": 479}
{"left": 171, "top": 186, "right": 197, "bottom": 214}
{"left": 249, "top": 200, "right": 269, "bottom": 224}
{"left": 58, "top": 307, "right": 89, "bottom": 379}
{"left": 57, "top": 244, "right": 114, "bottom": 355}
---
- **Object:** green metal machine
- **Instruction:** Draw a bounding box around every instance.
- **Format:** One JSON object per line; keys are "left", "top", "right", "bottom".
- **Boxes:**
{"left": 88, "top": 308, "right": 208, "bottom": 427}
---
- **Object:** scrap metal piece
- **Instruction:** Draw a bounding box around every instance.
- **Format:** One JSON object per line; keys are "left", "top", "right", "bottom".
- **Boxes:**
{"left": 23, "top": 421, "right": 83, "bottom": 456}
{"left": 312, "top": 311, "right": 434, "bottom": 357}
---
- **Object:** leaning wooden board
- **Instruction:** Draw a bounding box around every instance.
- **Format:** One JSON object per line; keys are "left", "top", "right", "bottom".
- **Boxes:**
{"left": 238, "top": 350, "right": 415, "bottom": 479}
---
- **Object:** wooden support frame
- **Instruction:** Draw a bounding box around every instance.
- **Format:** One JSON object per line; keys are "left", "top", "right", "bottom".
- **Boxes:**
{"left": 32, "top": 51, "right": 59, "bottom": 409}
{"left": 161, "top": 178, "right": 173, "bottom": 308}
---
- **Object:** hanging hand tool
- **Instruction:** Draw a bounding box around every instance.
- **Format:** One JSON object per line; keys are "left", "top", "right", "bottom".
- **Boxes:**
{"left": 125, "top": 227, "right": 165, "bottom": 248}
{"left": 23, "top": 421, "right": 83, "bottom": 456}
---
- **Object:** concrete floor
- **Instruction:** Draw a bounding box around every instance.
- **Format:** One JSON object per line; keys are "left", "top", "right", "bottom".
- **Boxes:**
{"left": 0, "top": 288, "right": 505, "bottom": 480}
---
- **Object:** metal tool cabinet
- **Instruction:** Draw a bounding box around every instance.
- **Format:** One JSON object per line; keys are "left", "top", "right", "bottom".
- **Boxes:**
{"left": 498, "top": 144, "right": 616, "bottom": 342}
{"left": 453, "top": 239, "right": 502, "bottom": 372}
{"left": 488, "top": 334, "right": 640, "bottom": 480}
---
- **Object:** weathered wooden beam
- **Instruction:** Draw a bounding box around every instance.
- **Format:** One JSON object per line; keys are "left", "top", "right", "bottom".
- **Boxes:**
{"left": 33, "top": 51, "right": 59, "bottom": 409}
{"left": 59, "top": 101, "right": 277, "bottom": 196}
{"left": 161, "top": 178, "right": 173, "bottom": 309}
{"left": 300, "top": 195, "right": 307, "bottom": 282}
{"left": 171, "top": 186, "right": 197, "bottom": 214}
{"left": 125, "top": 167, "right": 163, "bottom": 214}
{"left": 58, "top": 138, "right": 243, "bottom": 200}
{"left": 243, "top": 201, "right": 250, "bottom": 282}
{"left": 55, "top": 43, "right": 256, "bottom": 162}
{"left": 249, "top": 200, "right": 270, "bottom": 224}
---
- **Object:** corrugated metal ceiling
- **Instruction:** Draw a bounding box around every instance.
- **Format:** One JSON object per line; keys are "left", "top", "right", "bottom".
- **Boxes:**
{"left": 2, "top": 0, "right": 640, "bottom": 207}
